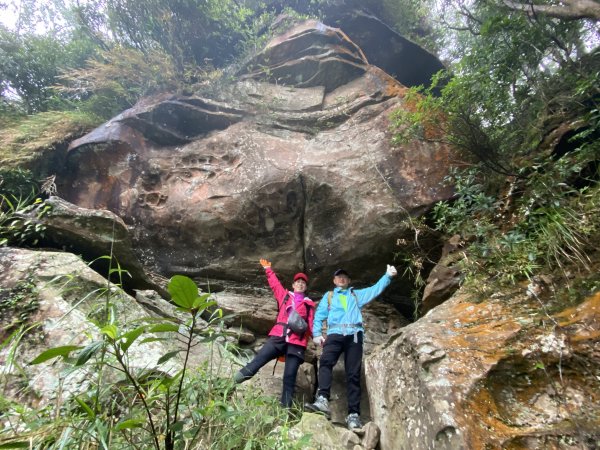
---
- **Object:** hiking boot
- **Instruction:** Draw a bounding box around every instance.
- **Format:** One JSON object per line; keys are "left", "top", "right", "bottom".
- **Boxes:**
{"left": 304, "top": 395, "right": 331, "bottom": 417}
{"left": 345, "top": 413, "right": 363, "bottom": 430}
{"left": 233, "top": 371, "right": 246, "bottom": 384}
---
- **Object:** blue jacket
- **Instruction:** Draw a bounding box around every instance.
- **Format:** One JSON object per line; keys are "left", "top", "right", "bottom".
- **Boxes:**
{"left": 313, "top": 273, "right": 392, "bottom": 337}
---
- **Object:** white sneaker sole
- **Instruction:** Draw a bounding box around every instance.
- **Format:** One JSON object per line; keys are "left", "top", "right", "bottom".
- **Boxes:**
{"left": 303, "top": 403, "right": 331, "bottom": 419}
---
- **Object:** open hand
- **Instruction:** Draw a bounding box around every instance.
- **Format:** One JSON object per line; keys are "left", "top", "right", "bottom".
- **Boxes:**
{"left": 260, "top": 258, "right": 272, "bottom": 268}
{"left": 313, "top": 336, "right": 325, "bottom": 347}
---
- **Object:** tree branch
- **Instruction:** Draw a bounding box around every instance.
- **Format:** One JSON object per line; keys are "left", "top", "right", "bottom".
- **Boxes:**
{"left": 502, "top": 0, "right": 600, "bottom": 21}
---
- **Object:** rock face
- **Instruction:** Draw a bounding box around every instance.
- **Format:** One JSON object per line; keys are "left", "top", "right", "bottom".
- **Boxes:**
{"left": 0, "top": 248, "right": 194, "bottom": 407}
{"left": 420, "top": 234, "right": 463, "bottom": 314}
{"left": 365, "top": 288, "right": 600, "bottom": 450}
{"left": 324, "top": 9, "right": 445, "bottom": 90}
{"left": 58, "top": 20, "right": 454, "bottom": 307}
{"left": 22, "top": 196, "right": 164, "bottom": 295}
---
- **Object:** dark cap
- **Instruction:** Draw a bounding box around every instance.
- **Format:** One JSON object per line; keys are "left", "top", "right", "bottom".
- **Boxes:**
{"left": 293, "top": 272, "right": 308, "bottom": 282}
{"left": 333, "top": 269, "right": 350, "bottom": 277}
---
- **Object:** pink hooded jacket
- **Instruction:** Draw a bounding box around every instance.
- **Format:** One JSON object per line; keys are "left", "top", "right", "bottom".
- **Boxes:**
{"left": 264, "top": 267, "right": 315, "bottom": 347}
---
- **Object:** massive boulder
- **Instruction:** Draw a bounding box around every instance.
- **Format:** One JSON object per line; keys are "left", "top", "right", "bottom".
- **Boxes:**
{"left": 365, "top": 287, "right": 600, "bottom": 449}
{"left": 58, "top": 20, "right": 454, "bottom": 314}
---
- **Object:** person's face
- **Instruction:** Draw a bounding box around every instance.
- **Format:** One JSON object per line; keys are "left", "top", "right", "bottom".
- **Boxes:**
{"left": 333, "top": 274, "right": 350, "bottom": 289}
{"left": 293, "top": 279, "right": 307, "bottom": 293}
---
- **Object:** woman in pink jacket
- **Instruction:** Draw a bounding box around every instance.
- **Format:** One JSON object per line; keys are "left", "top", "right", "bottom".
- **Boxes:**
{"left": 233, "top": 258, "right": 315, "bottom": 408}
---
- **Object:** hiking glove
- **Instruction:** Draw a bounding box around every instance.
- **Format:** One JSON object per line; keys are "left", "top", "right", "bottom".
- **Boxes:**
{"left": 260, "top": 259, "right": 271, "bottom": 268}
{"left": 386, "top": 264, "right": 397, "bottom": 277}
{"left": 313, "top": 336, "right": 325, "bottom": 347}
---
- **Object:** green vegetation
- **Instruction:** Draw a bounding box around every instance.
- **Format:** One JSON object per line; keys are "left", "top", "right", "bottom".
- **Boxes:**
{"left": 0, "top": 111, "right": 100, "bottom": 168}
{"left": 0, "top": 277, "right": 38, "bottom": 342}
{"left": 1, "top": 0, "right": 599, "bottom": 441}
{"left": 0, "top": 271, "right": 308, "bottom": 449}
{"left": 391, "top": 1, "right": 600, "bottom": 301}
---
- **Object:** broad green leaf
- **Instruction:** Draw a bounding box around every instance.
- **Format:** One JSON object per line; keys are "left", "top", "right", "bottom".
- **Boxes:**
{"left": 168, "top": 275, "right": 199, "bottom": 309}
{"left": 148, "top": 323, "right": 180, "bottom": 333}
{"left": 170, "top": 421, "right": 184, "bottom": 432}
{"left": 119, "top": 326, "right": 146, "bottom": 352}
{"left": 30, "top": 345, "right": 82, "bottom": 364}
{"left": 193, "top": 292, "right": 215, "bottom": 310}
{"left": 157, "top": 350, "right": 181, "bottom": 365}
{"left": 0, "top": 443, "right": 29, "bottom": 448}
{"left": 75, "top": 396, "right": 95, "bottom": 419}
{"left": 115, "top": 418, "right": 145, "bottom": 430}
{"left": 101, "top": 324, "right": 118, "bottom": 340}
{"left": 75, "top": 341, "right": 104, "bottom": 366}
{"left": 139, "top": 337, "right": 167, "bottom": 344}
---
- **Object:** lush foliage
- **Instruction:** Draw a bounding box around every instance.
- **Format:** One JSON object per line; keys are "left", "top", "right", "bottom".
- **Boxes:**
{"left": 0, "top": 23, "right": 98, "bottom": 114}
{"left": 56, "top": 46, "right": 183, "bottom": 117}
{"left": 0, "top": 168, "right": 52, "bottom": 248}
{"left": 0, "top": 272, "right": 307, "bottom": 449}
{"left": 0, "top": 0, "right": 319, "bottom": 118}
{"left": 391, "top": 1, "right": 600, "bottom": 293}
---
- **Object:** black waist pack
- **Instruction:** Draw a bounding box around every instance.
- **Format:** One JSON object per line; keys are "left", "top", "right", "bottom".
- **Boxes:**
{"left": 287, "top": 309, "right": 308, "bottom": 335}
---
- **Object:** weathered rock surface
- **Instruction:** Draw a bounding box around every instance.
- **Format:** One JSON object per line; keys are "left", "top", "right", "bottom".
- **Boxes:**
{"left": 365, "top": 288, "right": 600, "bottom": 449}
{"left": 0, "top": 247, "right": 234, "bottom": 408}
{"left": 290, "top": 412, "right": 381, "bottom": 449}
{"left": 58, "top": 20, "right": 454, "bottom": 312}
{"left": 22, "top": 196, "right": 164, "bottom": 295}
{"left": 324, "top": 9, "right": 445, "bottom": 90}
{"left": 421, "top": 234, "right": 464, "bottom": 314}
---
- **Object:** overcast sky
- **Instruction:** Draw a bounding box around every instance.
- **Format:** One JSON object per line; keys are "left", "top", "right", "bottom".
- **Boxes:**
{"left": 1, "top": 0, "right": 22, "bottom": 28}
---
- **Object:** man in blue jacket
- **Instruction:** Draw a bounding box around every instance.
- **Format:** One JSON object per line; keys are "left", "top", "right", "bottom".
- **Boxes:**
{"left": 305, "top": 265, "right": 397, "bottom": 429}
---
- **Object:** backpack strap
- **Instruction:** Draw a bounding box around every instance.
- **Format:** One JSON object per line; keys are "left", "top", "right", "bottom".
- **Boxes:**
{"left": 275, "top": 292, "right": 291, "bottom": 337}
{"left": 277, "top": 293, "right": 311, "bottom": 337}
{"left": 351, "top": 289, "right": 358, "bottom": 306}
{"left": 327, "top": 289, "right": 358, "bottom": 309}
{"left": 326, "top": 289, "right": 362, "bottom": 343}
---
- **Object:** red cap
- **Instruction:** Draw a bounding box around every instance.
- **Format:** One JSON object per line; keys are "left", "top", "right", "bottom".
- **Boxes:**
{"left": 293, "top": 272, "right": 308, "bottom": 282}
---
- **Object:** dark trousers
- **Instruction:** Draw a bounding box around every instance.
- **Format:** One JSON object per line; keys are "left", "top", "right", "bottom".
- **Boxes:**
{"left": 317, "top": 332, "right": 363, "bottom": 415}
{"left": 239, "top": 336, "right": 305, "bottom": 407}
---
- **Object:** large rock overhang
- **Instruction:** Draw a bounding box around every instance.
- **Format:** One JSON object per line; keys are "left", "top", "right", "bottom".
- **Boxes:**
{"left": 60, "top": 20, "right": 455, "bottom": 316}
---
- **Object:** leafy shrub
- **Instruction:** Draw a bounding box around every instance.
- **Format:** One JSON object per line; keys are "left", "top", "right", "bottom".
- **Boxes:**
{"left": 0, "top": 273, "right": 306, "bottom": 449}
{"left": 57, "top": 46, "right": 183, "bottom": 119}
{"left": 0, "top": 168, "right": 39, "bottom": 200}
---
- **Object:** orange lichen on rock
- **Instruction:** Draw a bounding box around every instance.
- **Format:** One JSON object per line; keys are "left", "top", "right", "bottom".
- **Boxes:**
{"left": 452, "top": 291, "right": 600, "bottom": 449}
{"left": 554, "top": 291, "right": 600, "bottom": 327}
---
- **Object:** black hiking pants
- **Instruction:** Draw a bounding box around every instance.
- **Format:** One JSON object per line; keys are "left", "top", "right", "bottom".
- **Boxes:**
{"left": 239, "top": 336, "right": 305, "bottom": 407}
{"left": 316, "top": 332, "right": 363, "bottom": 415}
